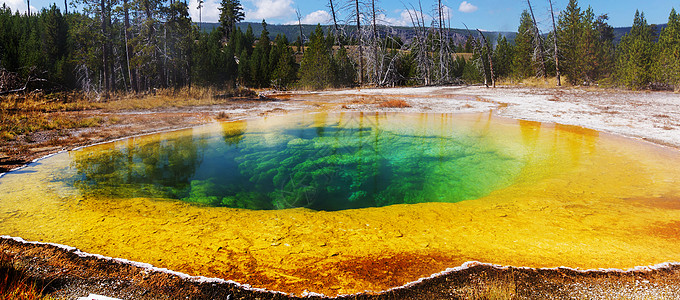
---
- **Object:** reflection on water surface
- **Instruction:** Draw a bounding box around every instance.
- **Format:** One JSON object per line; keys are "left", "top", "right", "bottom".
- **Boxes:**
{"left": 68, "top": 112, "right": 523, "bottom": 210}
{"left": 2, "top": 112, "right": 680, "bottom": 296}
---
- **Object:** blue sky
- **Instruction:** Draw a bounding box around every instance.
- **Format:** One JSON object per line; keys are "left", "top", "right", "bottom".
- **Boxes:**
{"left": 2, "top": 0, "right": 677, "bottom": 31}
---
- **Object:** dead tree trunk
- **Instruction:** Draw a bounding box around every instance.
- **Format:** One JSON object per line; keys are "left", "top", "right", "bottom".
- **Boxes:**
{"left": 296, "top": 9, "right": 304, "bottom": 54}
{"left": 477, "top": 29, "right": 495, "bottom": 87}
{"left": 163, "top": 24, "right": 168, "bottom": 88}
{"left": 329, "top": 0, "right": 340, "bottom": 46}
{"left": 101, "top": 0, "right": 110, "bottom": 96}
{"left": 405, "top": 1, "right": 430, "bottom": 85}
{"left": 64, "top": 0, "right": 67, "bottom": 14}
{"left": 124, "top": 0, "right": 136, "bottom": 92}
{"left": 463, "top": 24, "right": 488, "bottom": 87}
{"left": 438, "top": 0, "right": 446, "bottom": 83}
{"left": 548, "top": 0, "right": 561, "bottom": 86}
{"left": 198, "top": 0, "right": 203, "bottom": 29}
{"left": 526, "top": 0, "right": 547, "bottom": 79}
{"left": 371, "top": 0, "right": 378, "bottom": 84}
{"left": 105, "top": 0, "right": 114, "bottom": 92}
{"left": 355, "top": 0, "right": 363, "bottom": 85}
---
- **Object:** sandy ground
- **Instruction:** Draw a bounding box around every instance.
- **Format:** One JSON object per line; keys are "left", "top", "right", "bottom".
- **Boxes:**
{"left": 2, "top": 86, "right": 680, "bottom": 299}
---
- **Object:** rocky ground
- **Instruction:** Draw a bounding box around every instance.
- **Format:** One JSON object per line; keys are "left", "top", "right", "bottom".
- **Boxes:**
{"left": 2, "top": 86, "right": 680, "bottom": 299}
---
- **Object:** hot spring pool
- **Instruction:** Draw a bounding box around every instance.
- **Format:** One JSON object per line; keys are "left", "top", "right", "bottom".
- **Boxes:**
{"left": 2, "top": 111, "right": 680, "bottom": 296}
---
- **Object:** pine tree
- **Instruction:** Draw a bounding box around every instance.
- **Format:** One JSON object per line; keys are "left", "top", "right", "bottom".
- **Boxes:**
{"left": 238, "top": 48, "right": 251, "bottom": 86}
{"left": 334, "top": 45, "right": 356, "bottom": 87}
{"left": 244, "top": 25, "right": 255, "bottom": 53}
{"left": 392, "top": 51, "right": 413, "bottom": 86}
{"left": 557, "top": 0, "right": 583, "bottom": 84}
{"left": 557, "top": 0, "right": 611, "bottom": 85}
{"left": 222, "top": 42, "right": 238, "bottom": 87}
{"left": 593, "top": 14, "right": 615, "bottom": 80}
{"left": 249, "top": 20, "right": 270, "bottom": 88}
{"left": 616, "top": 10, "right": 654, "bottom": 89}
{"left": 165, "top": 1, "right": 194, "bottom": 88}
{"left": 40, "top": 4, "right": 69, "bottom": 83}
{"left": 0, "top": 6, "right": 20, "bottom": 71}
{"left": 193, "top": 29, "right": 232, "bottom": 86}
{"left": 514, "top": 10, "right": 534, "bottom": 79}
{"left": 581, "top": 7, "right": 598, "bottom": 83}
{"left": 493, "top": 34, "right": 514, "bottom": 79}
{"left": 655, "top": 8, "right": 680, "bottom": 90}
{"left": 450, "top": 55, "right": 465, "bottom": 79}
{"left": 218, "top": 0, "right": 244, "bottom": 41}
{"left": 270, "top": 34, "right": 297, "bottom": 89}
{"left": 463, "top": 36, "right": 473, "bottom": 53}
{"left": 299, "top": 25, "right": 335, "bottom": 90}
{"left": 268, "top": 34, "right": 285, "bottom": 77}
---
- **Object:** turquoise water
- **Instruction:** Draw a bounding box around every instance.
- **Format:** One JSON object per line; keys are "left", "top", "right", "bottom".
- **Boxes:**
{"left": 66, "top": 112, "right": 524, "bottom": 211}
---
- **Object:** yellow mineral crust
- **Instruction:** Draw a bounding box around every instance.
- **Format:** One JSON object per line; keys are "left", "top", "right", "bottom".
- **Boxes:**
{"left": 2, "top": 113, "right": 680, "bottom": 296}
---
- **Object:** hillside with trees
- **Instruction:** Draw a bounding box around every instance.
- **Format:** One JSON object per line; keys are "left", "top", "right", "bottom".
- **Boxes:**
{"left": 1, "top": 0, "right": 679, "bottom": 96}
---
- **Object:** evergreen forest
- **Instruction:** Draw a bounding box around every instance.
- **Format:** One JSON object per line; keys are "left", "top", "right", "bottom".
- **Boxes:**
{"left": 1, "top": 0, "right": 679, "bottom": 96}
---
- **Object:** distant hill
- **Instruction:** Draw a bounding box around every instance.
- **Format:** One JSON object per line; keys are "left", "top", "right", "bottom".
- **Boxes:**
{"left": 196, "top": 21, "right": 667, "bottom": 46}
{"left": 612, "top": 23, "right": 667, "bottom": 43}
{"left": 198, "top": 22, "right": 516, "bottom": 46}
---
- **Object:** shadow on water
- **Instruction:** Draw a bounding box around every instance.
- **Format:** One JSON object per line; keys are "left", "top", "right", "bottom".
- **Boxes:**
{"left": 66, "top": 113, "right": 524, "bottom": 211}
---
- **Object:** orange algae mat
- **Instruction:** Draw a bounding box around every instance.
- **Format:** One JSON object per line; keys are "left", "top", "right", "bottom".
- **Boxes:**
{"left": 2, "top": 112, "right": 680, "bottom": 296}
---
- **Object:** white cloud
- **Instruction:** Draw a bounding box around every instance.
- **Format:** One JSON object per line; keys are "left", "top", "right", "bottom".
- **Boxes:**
{"left": 458, "top": 1, "right": 478, "bottom": 13}
{"left": 285, "top": 8, "right": 432, "bottom": 28}
{"left": 245, "top": 0, "right": 295, "bottom": 21}
{"left": 393, "top": 9, "right": 432, "bottom": 27}
{"left": 285, "top": 10, "right": 330, "bottom": 25}
{"left": 376, "top": 13, "right": 400, "bottom": 26}
{"left": 1, "top": 0, "right": 37, "bottom": 14}
{"left": 189, "top": 0, "right": 221, "bottom": 23}
{"left": 442, "top": 5, "right": 454, "bottom": 18}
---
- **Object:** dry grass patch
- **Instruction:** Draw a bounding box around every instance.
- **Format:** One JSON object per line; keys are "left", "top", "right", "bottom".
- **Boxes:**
{"left": 0, "top": 87, "right": 257, "bottom": 141}
{"left": 95, "top": 87, "right": 256, "bottom": 111}
{"left": 458, "top": 272, "right": 517, "bottom": 300}
{"left": 0, "top": 254, "right": 55, "bottom": 300}
{"left": 0, "top": 92, "right": 101, "bottom": 141}
{"left": 497, "top": 76, "right": 569, "bottom": 88}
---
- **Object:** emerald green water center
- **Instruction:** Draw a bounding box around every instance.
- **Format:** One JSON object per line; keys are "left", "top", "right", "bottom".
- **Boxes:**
{"left": 67, "top": 112, "right": 524, "bottom": 211}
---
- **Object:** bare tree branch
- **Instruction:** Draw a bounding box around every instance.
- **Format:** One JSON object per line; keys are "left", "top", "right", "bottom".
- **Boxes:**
{"left": 296, "top": 9, "right": 304, "bottom": 54}
{"left": 526, "top": 0, "right": 547, "bottom": 78}
{"left": 463, "top": 23, "right": 488, "bottom": 87}
{"left": 477, "top": 29, "right": 495, "bottom": 87}
{"left": 548, "top": 0, "right": 561, "bottom": 86}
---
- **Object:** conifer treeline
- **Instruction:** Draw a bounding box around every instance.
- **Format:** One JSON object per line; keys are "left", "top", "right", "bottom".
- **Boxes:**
{"left": 0, "top": 0, "right": 679, "bottom": 94}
